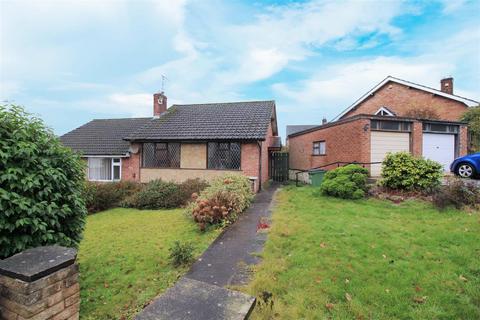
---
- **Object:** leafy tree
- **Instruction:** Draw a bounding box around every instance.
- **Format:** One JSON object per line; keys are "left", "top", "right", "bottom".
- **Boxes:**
{"left": 461, "top": 105, "right": 480, "bottom": 153}
{"left": 0, "top": 105, "right": 87, "bottom": 258}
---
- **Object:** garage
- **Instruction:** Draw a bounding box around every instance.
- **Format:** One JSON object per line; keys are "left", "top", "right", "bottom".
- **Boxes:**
{"left": 422, "top": 133, "right": 455, "bottom": 171}
{"left": 370, "top": 131, "right": 410, "bottom": 176}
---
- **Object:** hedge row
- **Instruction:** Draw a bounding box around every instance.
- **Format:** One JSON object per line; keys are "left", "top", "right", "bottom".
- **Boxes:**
{"left": 84, "top": 178, "right": 209, "bottom": 213}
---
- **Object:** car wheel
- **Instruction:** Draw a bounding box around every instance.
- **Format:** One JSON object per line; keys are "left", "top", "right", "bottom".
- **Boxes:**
{"left": 456, "top": 163, "right": 475, "bottom": 178}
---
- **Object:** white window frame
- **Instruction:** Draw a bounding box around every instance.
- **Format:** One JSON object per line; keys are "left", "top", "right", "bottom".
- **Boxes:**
{"left": 313, "top": 141, "right": 326, "bottom": 155}
{"left": 375, "top": 107, "right": 395, "bottom": 116}
{"left": 87, "top": 156, "right": 122, "bottom": 182}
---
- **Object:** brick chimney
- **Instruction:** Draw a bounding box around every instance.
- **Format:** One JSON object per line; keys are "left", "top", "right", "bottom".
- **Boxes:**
{"left": 153, "top": 92, "right": 167, "bottom": 117}
{"left": 440, "top": 77, "right": 453, "bottom": 94}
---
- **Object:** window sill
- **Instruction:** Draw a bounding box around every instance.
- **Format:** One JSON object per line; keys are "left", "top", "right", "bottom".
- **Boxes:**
{"left": 312, "top": 154, "right": 326, "bottom": 156}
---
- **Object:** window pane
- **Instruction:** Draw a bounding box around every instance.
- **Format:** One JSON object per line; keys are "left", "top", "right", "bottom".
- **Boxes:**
{"left": 380, "top": 121, "right": 400, "bottom": 130}
{"left": 142, "top": 143, "right": 156, "bottom": 167}
{"left": 113, "top": 165, "right": 120, "bottom": 180}
{"left": 230, "top": 143, "right": 241, "bottom": 169}
{"left": 168, "top": 143, "right": 181, "bottom": 168}
{"left": 88, "top": 158, "right": 112, "bottom": 180}
{"left": 142, "top": 143, "right": 180, "bottom": 168}
{"left": 313, "top": 142, "right": 319, "bottom": 155}
{"left": 208, "top": 142, "right": 241, "bottom": 169}
{"left": 319, "top": 142, "right": 326, "bottom": 155}
{"left": 429, "top": 124, "right": 447, "bottom": 132}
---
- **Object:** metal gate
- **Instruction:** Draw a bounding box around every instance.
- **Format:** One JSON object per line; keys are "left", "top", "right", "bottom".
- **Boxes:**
{"left": 269, "top": 152, "right": 289, "bottom": 182}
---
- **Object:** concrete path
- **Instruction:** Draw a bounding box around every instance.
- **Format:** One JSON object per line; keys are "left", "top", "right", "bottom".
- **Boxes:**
{"left": 185, "top": 184, "right": 279, "bottom": 286}
{"left": 135, "top": 184, "right": 280, "bottom": 320}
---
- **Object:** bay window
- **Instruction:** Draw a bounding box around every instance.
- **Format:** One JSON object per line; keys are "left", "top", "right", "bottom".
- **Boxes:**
{"left": 88, "top": 157, "right": 121, "bottom": 181}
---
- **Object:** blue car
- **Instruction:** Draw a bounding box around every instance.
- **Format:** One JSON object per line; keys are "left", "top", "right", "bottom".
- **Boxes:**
{"left": 450, "top": 153, "right": 480, "bottom": 178}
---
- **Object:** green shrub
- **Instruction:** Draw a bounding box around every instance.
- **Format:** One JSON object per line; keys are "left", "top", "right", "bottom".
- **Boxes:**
{"left": 168, "top": 241, "right": 195, "bottom": 267}
{"left": 190, "top": 174, "right": 254, "bottom": 230}
{"left": 178, "top": 178, "right": 209, "bottom": 203}
{"left": 0, "top": 105, "right": 87, "bottom": 258}
{"left": 124, "top": 179, "right": 182, "bottom": 209}
{"left": 84, "top": 181, "right": 142, "bottom": 213}
{"left": 380, "top": 152, "right": 443, "bottom": 192}
{"left": 319, "top": 164, "right": 369, "bottom": 199}
{"left": 433, "top": 177, "right": 480, "bottom": 210}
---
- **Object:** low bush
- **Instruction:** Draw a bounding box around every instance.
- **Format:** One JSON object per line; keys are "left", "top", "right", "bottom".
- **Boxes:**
{"left": 433, "top": 177, "right": 480, "bottom": 210}
{"left": 84, "top": 181, "right": 142, "bottom": 213}
{"left": 120, "top": 179, "right": 209, "bottom": 210}
{"left": 168, "top": 241, "right": 195, "bottom": 267}
{"left": 123, "top": 179, "right": 182, "bottom": 209}
{"left": 178, "top": 178, "right": 209, "bottom": 203}
{"left": 319, "top": 164, "right": 369, "bottom": 199}
{"left": 380, "top": 152, "right": 443, "bottom": 192}
{"left": 190, "top": 174, "right": 254, "bottom": 231}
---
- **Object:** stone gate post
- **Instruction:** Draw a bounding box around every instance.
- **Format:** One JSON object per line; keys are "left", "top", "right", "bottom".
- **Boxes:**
{"left": 0, "top": 246, "right": 80, "bottom": 320}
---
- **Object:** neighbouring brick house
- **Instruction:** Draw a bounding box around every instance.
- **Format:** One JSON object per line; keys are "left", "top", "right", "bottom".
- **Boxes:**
{"left": 60, "top": 93, "right": 281, "bottom": 192}
{"left": 288, "top": 76, "right": 479, "bottom": 179}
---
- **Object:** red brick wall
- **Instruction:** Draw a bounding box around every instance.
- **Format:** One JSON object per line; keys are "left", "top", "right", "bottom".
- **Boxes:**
{"left": 241, "top": 142, "right": 260, "bottom": 192}
{"left": 411, "top": 121, "right": 423, "bottom": 157}
{"left": 288, "top": 118, "right": 370, "bottom": 171}
{"left": 122, "top": 143, "right": 141, "bottom": 182}
{"left": 459, "top": 125, "right": 468, "bottom": 156}
{"left": 342, "top": 81, "right": 469, "bottom": 121}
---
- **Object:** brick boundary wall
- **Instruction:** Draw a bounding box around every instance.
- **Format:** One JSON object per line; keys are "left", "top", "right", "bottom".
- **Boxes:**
{"left": 0, "top": 246, "right": 80, "bottom": 320}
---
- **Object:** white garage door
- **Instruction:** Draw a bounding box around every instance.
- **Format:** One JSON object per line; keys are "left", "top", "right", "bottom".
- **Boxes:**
{"left": 422, "top": 133, "right": 455, "bottom": 172}
{"left": 370, "top": 131, "right": 410, "bottom": 176}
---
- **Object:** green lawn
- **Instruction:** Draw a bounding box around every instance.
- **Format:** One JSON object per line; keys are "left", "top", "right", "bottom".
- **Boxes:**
{"left": 78, "top": 208, "right": 219, "bottom": 320}
{"left": 244, "top": 186, "right": 480, "bottom": 319}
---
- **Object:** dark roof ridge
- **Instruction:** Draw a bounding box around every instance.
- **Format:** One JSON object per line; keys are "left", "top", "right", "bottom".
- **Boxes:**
{"left": 172, "top": 100, "right": 275, "bottom": 107}
{"left": 91, "top": 116, "right": 153, "bottom": 121}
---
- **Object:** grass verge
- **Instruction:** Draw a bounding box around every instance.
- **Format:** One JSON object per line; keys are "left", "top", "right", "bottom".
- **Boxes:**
{"left": 244, "top": 186, "right": 480, "bottom": 319}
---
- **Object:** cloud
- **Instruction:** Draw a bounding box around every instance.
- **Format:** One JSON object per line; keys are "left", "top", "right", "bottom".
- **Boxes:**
{"left": 440, "top": 0, "right": 469, "bottom": 14}
{"left": 1, "top": 0, "right": 478, "bottom": 138}
{"left": 271, "top": 22, "right": 480, "bottom": 124}
{"left": 133, "top": 0, "right": 406, "bottom": 104}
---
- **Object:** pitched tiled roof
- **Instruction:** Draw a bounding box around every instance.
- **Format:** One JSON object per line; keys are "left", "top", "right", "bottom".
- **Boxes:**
{"left": 60, "top": 118, "right": 153, "bottom": 155}
{"left": 334, "top": 76, "right": 479, "bottom": 120}
{"left": 125, "top": 100, "right": 275, "bottom": 141}
{"left": 286, "top": 125, "right": 317, "bottom": 137}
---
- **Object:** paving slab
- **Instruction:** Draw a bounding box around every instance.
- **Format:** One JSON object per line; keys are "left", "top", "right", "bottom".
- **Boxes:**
{"left": 135, "top": 277, "right": 255, "bottom": 320}
{"left": 185, "top": 184, "right": 279, "bottom": 286}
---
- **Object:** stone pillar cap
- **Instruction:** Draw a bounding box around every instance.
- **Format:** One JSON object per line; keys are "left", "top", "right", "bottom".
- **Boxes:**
{"left": 0, "top": 245, "right": 77, "bottom": 282}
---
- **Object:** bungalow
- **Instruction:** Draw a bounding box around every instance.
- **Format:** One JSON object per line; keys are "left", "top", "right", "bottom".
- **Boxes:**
{"left": 288, "top": 76, "right": 479, "bottom": 179}
{"left": 60, "top": 93, "right": 281, "bottom": 192}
